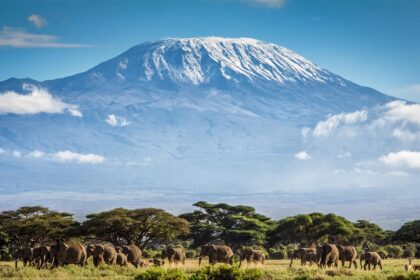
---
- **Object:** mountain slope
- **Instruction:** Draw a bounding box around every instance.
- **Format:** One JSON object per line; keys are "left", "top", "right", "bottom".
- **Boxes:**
{"left": 1, "top": 37, "right": 416, "bottom": 228}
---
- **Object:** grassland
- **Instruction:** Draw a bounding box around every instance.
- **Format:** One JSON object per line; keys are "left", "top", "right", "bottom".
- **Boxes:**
{"left": 1, "top": 259, "right": 419, "bottom": 279}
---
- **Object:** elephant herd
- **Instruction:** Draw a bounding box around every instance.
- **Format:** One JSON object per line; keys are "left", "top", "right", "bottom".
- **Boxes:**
{"left": 14, "top": 242, "right": 183, "bottom": 269}
{"left": 289, "top": 243, "right": 383, "bottom": 271}
{"left": 14, "top": 241, "right": 383, "bottom": 271}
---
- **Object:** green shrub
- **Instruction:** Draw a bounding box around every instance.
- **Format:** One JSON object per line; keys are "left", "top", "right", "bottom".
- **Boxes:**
{"left": 388, "top": 272, "right": 420, "bottom": 280}
{"left": 385, "top": 245, "right": 404, "bottom": 258}
{"left": 135, "top": 267, "right": 165, "bottom": 280}
{"left": 190, "top": 265, "right": 267, "bottom": 280}
{"left": 143, "top": 249, "right": 161, "bottom": 259}
{"left": 135, "top": 268, "right": 187, "bottom": 280}
{"left": 268, "top": 249, "right": 287, "bottom": 260}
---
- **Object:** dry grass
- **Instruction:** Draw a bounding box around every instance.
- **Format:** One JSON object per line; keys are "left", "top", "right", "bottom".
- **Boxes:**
{"left": 1, "top": 258, "right": 419, "bottom": 279}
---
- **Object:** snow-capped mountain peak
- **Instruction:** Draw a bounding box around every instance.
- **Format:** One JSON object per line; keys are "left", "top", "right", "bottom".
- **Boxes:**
{"left": 81, "top": 37, "right": 341, "bottom": 88}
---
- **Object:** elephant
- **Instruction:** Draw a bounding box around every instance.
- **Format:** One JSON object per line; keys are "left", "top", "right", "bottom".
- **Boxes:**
{"left": 14, "top": 247, "right": 33, "bottom": 269}
{"left": 51, "top": 242, "right": 87, "bottom": 267}
{"left": 116, "top": 252, "right": 128, "bottom": 266}
{"left": 198, "top": 245, "right": 234, "bottom": 265}
{"left": 32, "top": 245, "right": 51, "bottom": 269}
{"left": 239, "top": 248, "right": 265, "bottom": 267}
{"left": 161, "top": 246, "right": 186, "bottom": 265}
{"left": 360, "top": 252, "right": 382, "bottom": 270}
{"left": 150, "top": 258, "right": 165, "bottom": 266}
{"left": 303, "top": 251, "right": 318, "bottom": 266}
{"left": 122, "top": 245, "right": 142, "bottom": 268}
{"left": 289, "top": 247, "right": 316, "bottom": 267}
{"left": 317, "top": 244, "right": 339, "bottom": 268}
{"left": 337, "top": 245, "right": 357, "bottom": 269}
{"left": 87, "top": 244, "right": 117, "bottom": 267}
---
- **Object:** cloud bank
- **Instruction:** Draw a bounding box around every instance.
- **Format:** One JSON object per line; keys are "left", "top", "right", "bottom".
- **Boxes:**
{"left": 0, "top": 84, "right": 82, "bottom": 117}
{"left": 379, "top": 151, "right": 420, "bottom": 170}
{"left": 313, "top": 110, "right": 367, "bottom": 137}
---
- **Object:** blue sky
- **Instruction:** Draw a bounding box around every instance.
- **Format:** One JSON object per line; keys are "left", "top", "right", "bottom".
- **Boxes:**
{"left": 0, "top": 0, "right": 419, "bottom": 101}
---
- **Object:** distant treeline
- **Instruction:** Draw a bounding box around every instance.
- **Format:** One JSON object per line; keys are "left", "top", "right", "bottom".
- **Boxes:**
{"left": 0, "top": 201, "right": 419, "bottom": 260}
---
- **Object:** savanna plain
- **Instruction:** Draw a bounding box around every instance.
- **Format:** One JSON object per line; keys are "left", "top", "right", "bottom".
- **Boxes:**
{"left": 1, "top": 259, "right": 420, "bottom": 280}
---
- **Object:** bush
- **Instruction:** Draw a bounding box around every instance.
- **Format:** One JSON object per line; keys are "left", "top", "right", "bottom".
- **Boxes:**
{"left": 186, "top": 250, "right": 196, "bottom": 258}
{"left": 190, "top": 265, "right": 267, "bottom": 280}
{"left": 268, "top": 249, "right": 287, "bottom": 260}
{"left": 135, "top": 268, "right": 187, "bottom": 280}
{"left": 385, "top": 245, "right": 404, "bottom": 258}
{"left": 143, "top": 249, "right": 161, "bottom": 259}
{"left": 135, "top": 267, "right": 165, "bottom": 280}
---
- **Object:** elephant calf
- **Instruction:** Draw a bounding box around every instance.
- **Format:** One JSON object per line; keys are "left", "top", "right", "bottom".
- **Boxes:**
{"left": 116, "top": 252, "right": 128, "bottom": 266}
{"left": 289, "top": 247, "right": 316, "bottom": 267}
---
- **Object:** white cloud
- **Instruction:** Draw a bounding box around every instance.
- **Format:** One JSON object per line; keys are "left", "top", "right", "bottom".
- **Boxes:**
{"left": 52, "top": 150, "right": 104, "bottom": 164}
{"left": 295, "top": 151, "right": 311, "bottom": 160}
{"left": 383, "top": 101, "right": 420, "bottom": 125}
{"left": 301, "top": 127, "right": 311, "bottom": 138}
{"left": 0, "top": 148, "right": 5, "bottom": 155}
{"left": 106, "top": 114, "right": 130, "bottom": 127}
{"left": 27, "top": 14, "right": 47, "bottom": 28}
{"left": 392, "top": 128, "right": 417, "bottom": 142}
{"left": 337, "top": 151, "right": 352, "bottom": 159}
{"left": 249, "top": 0, "right": 285, "bottom": 8}
{"left": 313, "top": 110, "right": 368, "bottom": 137}
{"left": 0, "top": 84, "right": 82, "bottom": 117}
{"left": 0, "top": 26, "right": 89, "bottom": 48}
{"left": 379, "top": 151, "right": 420, "bottom": 170}
{"left": 28, "top": 150, "right": 44, "bottom": 158}
{"left": 12, "top": 150, "right": 21, "bottom": 158}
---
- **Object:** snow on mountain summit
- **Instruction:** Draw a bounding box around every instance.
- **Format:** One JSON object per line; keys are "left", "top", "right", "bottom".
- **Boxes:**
{"left": 81, "top": 37, "right": 342, "bottom": 87}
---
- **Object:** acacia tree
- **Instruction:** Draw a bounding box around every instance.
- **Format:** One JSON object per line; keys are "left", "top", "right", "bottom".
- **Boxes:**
{"left": 393, "top": 220, "right": 420, "bottom": 243}
{"left": 180, "top": 201, "right": 274, "bottom": 249}
{"left": 350, "top": 220, "right": 389, "bottom": 245}
{"left": 0, "top": 206, "right": 79, "bottom": 253}
{"left": 82, "top": 208, "right": 189, "bottom": 248}
{"left": 267, "top": 213, "right": 355, "bottom": 247}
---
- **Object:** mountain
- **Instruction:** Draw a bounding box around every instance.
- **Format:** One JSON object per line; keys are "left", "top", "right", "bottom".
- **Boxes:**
{"left": 0, "top": 37, "right": 417, "bottom": 229}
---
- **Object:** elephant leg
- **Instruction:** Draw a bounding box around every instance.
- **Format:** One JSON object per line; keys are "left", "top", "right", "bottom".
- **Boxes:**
{"left": 379, "top": 263, "right": 382, "bottom": 270}
{"left": 364, "top": 262, "right": 367, "bottom": 270}
{"left": 353, "top": 260, "right": 358, "bottom": 269}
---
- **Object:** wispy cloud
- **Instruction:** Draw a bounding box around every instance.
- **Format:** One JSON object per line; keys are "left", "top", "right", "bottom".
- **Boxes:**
{"left": 0, "top": 84, "right": 82, "bottom": 117}
{"left": 379, "top": 151, "right": 420, "bottom": 170}
{"left": 313, "top": 110, "right": 368, "bottom": 137}
{"left": 52, "top": 150, "right": 104, "bottom": 164}
{"left": 294, "top": 151, "right": 311, "bottom": 160}
{"left": 248, "top": 0, "right": 285, "bottom": 8}
{"left": 27, "top": 14, "right": 47, "bottom": 28}
{"left": 12, "top": 150, "right": 21, "bottom": 158}
{"left": 106, "top": 114, "right": 130, "bottom": 127}
{"left": 0, "top": 26, "right": 89, "bottom": 48}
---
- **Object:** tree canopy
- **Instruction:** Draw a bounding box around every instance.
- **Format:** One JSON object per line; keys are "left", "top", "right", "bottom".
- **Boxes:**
{"left": 392, "top": 220, "right": 420, "bottom": 243}
{"left": 267, "top": 213, "right": 356, "bottom": 247}
{"left": 0, "top": 206, "right": 79, "bottom": 253}
{"left": 179, "top": 201, "right": 274, "bottom": 249}
{"left": 82, "top": 208, "right": 189, "bottom": 248}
